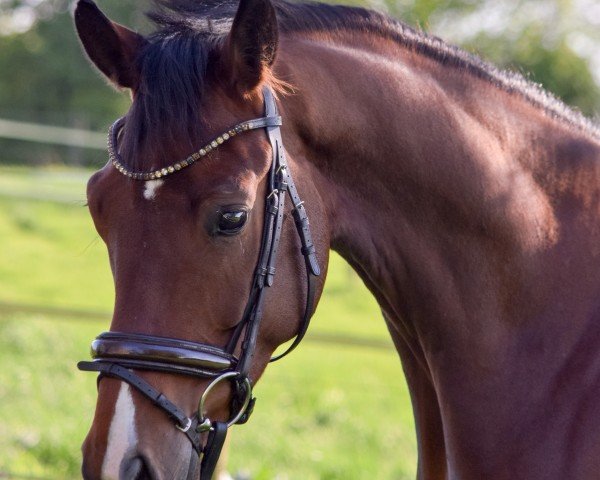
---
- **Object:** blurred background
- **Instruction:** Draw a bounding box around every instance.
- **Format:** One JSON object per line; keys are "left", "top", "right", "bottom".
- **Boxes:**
{"left": 0, "top": 0, "right": 598, "bottom": 479}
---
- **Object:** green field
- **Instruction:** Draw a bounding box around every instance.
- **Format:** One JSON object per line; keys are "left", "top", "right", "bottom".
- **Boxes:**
{"left": 0, "top": 166, "right": 416, "bottom": 479}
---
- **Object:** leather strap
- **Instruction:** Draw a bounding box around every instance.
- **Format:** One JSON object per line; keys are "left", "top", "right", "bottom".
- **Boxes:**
{"left": 78, "top": 361, "right": 201, "bottom": 451}
{"left": 220, "top": 88, "right": 321, "bottom": 365}
{"left": 200, "top": 422, "right": 228, "bottom": 480}
{"left": 262, "top": 87, "right": 321, "bottom": 362}
{"left": 88, "top": 331, "right": 237, "bottom": 378}
{"left": 237, "top": 289, "right": 267, "bottom": 376}
{"left": 269, "top": 264, "right": 318, "bottom": 362}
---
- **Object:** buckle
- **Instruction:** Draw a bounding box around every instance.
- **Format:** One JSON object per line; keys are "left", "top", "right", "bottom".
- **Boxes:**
{"left": 175, "top": 417, "right": 193, "bottom": 433}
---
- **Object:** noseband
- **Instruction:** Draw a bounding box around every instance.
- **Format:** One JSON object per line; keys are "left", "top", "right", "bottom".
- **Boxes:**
{"left": 78, "top": 87, "right": 320, "bottom": 479}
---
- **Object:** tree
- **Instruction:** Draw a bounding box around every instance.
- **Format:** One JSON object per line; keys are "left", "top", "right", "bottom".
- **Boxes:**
{"left": 426, "top": 0, "right": 600, "bottom": 117}
{"left": 0, "top": 0, "right": 144, "bottom": 165}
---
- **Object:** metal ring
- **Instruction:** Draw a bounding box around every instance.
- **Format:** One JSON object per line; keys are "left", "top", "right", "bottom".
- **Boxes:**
{"left": 198, "top": 372, "right": 252, "bottom": 429}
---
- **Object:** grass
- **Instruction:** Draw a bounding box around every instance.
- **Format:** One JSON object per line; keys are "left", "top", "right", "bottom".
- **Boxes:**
{"left": 0, "top": 166, "right": 417, "bottom": 479}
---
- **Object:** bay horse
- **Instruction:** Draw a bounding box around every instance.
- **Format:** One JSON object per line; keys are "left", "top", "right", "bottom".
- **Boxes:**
{"left": 74, "top": 0, "right": 600, "bottom": 478}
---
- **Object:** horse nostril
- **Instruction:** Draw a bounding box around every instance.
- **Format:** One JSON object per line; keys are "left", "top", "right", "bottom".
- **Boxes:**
{"left": 122, "top": 456, "right": 153, "bottom": 480}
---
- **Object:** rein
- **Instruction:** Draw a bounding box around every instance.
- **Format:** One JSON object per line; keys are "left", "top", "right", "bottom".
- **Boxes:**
{"left": 78, "top": 87, "right": 320, "bottom": 479}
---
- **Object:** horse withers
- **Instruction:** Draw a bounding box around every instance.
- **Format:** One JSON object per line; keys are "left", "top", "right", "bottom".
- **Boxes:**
{"left": 75, "top": 0, "right": 600, "bottom": 478}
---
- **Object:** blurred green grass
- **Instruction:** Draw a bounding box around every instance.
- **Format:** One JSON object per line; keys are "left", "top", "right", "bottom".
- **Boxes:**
{"left": 0, "top": 166, "right": 416, "bottom": 479}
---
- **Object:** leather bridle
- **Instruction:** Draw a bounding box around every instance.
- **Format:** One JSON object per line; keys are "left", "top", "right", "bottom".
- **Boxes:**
{"left": 78, "top": 87, "right": 321, "bottom": 479}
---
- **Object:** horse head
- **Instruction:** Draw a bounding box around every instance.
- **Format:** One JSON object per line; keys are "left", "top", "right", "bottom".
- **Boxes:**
{"left": 74, "top": 0, "right": 329, "bottom": 477}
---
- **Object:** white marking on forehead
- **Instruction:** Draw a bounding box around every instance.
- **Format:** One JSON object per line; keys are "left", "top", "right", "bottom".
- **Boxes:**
{"left": 101, "top": 383, "right": 137, "bottom": 480}
{"left": 143, "top": 179, "right": 164, "bottom": 200}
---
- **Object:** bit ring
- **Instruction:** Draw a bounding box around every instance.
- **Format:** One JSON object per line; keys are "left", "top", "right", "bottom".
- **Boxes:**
{"left": 198, "top": 372, "right": 252, "bottom": 428}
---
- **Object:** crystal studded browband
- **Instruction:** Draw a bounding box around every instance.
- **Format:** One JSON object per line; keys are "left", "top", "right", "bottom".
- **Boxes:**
{"left": 107, "top": 115, "right": 283, "bottom": 181}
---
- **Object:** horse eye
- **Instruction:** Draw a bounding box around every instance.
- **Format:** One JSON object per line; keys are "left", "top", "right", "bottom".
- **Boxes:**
{"left": 217, "top": 210, "right": 248, "bottom": 235}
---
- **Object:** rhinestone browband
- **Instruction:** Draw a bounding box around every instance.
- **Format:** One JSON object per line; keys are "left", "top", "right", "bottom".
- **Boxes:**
{"left": 107, "top": 115, "right": 282, "bottom": 181}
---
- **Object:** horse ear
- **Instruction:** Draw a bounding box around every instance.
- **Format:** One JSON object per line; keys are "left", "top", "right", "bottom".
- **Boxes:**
{"left": 224, "top": 0, "right": 278, "bottom": 94}
{"left": 74, "top": 0, "right": 146, "bottom": 89}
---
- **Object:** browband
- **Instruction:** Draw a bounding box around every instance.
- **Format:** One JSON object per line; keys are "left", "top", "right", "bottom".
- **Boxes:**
{"left": 108, "top": 114, "right": 282, "bottom": 181}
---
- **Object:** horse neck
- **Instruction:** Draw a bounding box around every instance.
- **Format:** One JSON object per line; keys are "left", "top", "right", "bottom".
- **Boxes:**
{"left": 278, "top": 32, "right": 600, "bottom": 474}
{"left": 278, "top": 32, "right": 600, "bottom": 358}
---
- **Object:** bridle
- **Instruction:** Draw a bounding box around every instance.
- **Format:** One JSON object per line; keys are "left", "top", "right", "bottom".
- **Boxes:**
{"left": 78, "top": 87, "right": 321, "bottom": 479}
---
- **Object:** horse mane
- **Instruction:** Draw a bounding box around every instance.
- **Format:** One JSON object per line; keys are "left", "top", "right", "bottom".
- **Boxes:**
{"left": 121, "top": 0, "right": 599, "bottom": 167}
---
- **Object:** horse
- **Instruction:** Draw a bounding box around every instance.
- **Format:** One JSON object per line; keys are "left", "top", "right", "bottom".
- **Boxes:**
{"left": 73, "top": 0, "right": 600, "bottom": 478}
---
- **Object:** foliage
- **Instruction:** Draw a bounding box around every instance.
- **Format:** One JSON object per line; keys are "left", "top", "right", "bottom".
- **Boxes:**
{"left": 0, "top": 1, "right": 140, "bottom": 166}
{"left": 426, "top": 0, "right": 600, "bottom": 118}
{"left": 463, "top": 30, "right": 600, "bottom": 117}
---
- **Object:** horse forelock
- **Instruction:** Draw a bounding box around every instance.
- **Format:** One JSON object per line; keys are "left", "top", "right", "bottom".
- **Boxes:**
{"left": 119, "top": 28, "right": 221, "bottom": 172}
